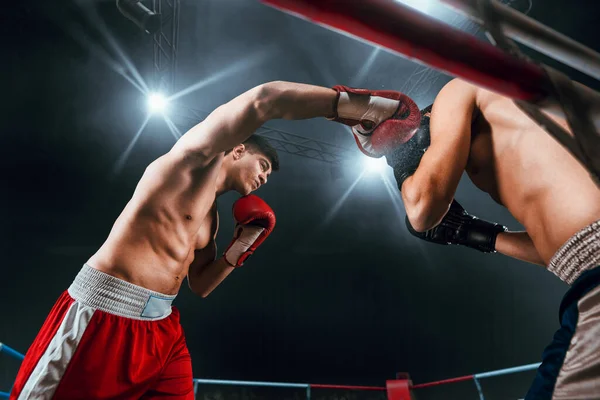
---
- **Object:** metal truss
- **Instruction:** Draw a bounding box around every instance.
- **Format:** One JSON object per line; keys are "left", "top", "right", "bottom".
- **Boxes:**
{"left": 151, "top": 0, "right": 180, "bottom": 94}
{"left": 170, "top": 105, "right": 356, "bottom": 164}
{"left": 146, "top": 1, "right": 354, "bottom": 165}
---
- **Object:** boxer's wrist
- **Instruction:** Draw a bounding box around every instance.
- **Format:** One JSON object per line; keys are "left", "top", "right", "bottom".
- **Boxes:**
{"left": 329, "top": 86, "right": 421, "bottom": 158}
{"left": 442, "top": 200, "right": 507, "bottom": 253}
{"left": 334, "top": 90, "right": 399, "bottom": 128}
{"left": 458, "top": 218, "right": 507, "bottom": 253}
{"left": 405, "top": 200, "right": 507, "bottom": 253}
{"left": 224, "top": 225, "right": 265, "bottom": 267}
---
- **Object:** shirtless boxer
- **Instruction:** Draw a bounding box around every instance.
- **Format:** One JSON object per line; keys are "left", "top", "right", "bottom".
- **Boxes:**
{"left": 10, "top": 81, "right": 421, "bottom": 399}
{"left": 388, "top": 78, "right": 600, "bottom": 399}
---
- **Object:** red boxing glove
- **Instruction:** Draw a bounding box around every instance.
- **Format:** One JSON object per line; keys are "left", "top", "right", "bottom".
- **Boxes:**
{"left": 331, "top": 86, "right": 421, "bottom": 158}
{"left": 224, "top": 195, "right": 276, "bottom": 267}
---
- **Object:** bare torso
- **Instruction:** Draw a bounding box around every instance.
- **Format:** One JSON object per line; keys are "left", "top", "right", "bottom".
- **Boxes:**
{"left": 465, "top": 89, "right": 600, "bottom": 263}
{"left": 87, "top": 151, "right": 222, "bottom": 294}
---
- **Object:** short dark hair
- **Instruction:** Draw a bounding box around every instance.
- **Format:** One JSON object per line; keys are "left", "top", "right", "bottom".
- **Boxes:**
{"left": 421, "top": 104, "right": 433, "bottom": 118}
{"left": 227, "top": 135, "right": 280, "bottom": 171}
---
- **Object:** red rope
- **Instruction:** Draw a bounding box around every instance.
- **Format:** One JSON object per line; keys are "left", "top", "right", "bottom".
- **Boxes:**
{"left": 261, "top": 0, "right": 549, "bottom": 103}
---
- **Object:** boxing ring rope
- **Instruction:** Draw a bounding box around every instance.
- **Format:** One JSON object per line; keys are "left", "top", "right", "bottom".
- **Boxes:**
{"left": 440, "top": 0, "right": 600, "bottom": 81}
{"left": 192, "top": 378, "right": 312, "bottom": 399}
{"left": 0, "top": 340, "right": 544, "bottom": 399}
{"left": 192, "top": 378, "right": 387, "bottom": 399}
{"left": 259, "top": 0, "right": 600, "bottom": 185}
{"left": 0, "top": 344, "right": 24, "bottom": 362}
{"left": 190, "top": 361, "right": 543, "bottom": 399}
{"left": 0, "top": 343, "right": 25, "bottom": 399}
{"left": 409, "top": 362, "right": 542, "bottom": 400}
{"left": 412, "top": 361, "right": 541, "bottom": 389}
{"left": 261, "top": 0, "right": 600, "bottom": 116}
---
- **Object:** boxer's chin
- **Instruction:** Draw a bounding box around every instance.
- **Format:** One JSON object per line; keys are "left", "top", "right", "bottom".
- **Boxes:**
{"left": 236, "top": 182, "right": 252, "bottom": 196}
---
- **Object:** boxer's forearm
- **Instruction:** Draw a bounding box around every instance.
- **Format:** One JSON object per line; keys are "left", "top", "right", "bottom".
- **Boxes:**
{"left": 172, "top": 81, "right": 337, "bottom": 158}
{"left": 495, "top": 231, "right": 545, "bottom": 266}
{"left": 258, "top": 81, "right": 337, "bottom": 121}
{"left": 188, "top": 257, "right": 234, "bottom": 298}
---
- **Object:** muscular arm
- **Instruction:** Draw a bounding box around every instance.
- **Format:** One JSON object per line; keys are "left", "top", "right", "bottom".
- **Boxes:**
{"left": 407, "top": 200, "right": 545, "bottom": 265}
{"left": 171, "top": 81, "right": 337, "bottom": 160}
{"left": 496, "top": 231, "right": 545, "bottom": 266}
{"left": 188, "top": 250, "right": 235, "bottom": 298}
{"left": 402, "top": 79, "right": 477, "bottom": 232}
{"left": 187, "top": 205, "right": 235, "bottom": 298}
{"left": 401, "top": 80, "right": 545, "bottom": 265}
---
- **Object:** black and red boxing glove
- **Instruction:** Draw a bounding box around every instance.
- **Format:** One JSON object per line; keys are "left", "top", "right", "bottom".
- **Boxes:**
{"left": 224, "top": 195, "right": 276, "bottom": 267}
{"left": 387, "top": 104, "right": 432, "bottom": 190}
{"left": 330, "top": 85, "right": 421, "bottom": 158}
{"left": 405, "top": 199, "right": 507, "bottom": 253}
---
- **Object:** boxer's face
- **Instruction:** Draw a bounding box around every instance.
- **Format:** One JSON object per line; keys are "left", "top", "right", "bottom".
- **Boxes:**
{"left": 230, "top": 145, "right": 272, "bottom": 195}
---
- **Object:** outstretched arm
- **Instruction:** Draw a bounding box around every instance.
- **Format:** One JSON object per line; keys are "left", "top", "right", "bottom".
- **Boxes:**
{"left": 172, "top": 81, "right": 337, "bottom": 160}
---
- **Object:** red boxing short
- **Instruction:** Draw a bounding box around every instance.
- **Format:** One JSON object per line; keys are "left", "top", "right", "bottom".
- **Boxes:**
{"left": 10, "top": 264, "right": 194, "bottom": 399}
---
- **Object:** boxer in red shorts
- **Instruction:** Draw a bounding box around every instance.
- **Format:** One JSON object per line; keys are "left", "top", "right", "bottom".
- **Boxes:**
{"left": 10, "top": 81, "right": 422, "bottom": 399}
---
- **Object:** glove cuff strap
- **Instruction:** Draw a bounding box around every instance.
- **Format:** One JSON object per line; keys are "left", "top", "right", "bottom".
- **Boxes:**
{"left": 476, "top": 220, "right": 508, "bottom": 253}
{"left": 224, "top": 226, "right": 264, "bottom": 267}
{"left": 482, "top": 224, "right": 508, "bottom": 253}
{"left": 330, "top": 89, "right": 399, "bottom": 131}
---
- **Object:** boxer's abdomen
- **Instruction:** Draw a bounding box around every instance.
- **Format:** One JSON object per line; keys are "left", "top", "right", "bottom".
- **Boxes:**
{"left": 88, "top": 152, "right": 221, "bottom": 294}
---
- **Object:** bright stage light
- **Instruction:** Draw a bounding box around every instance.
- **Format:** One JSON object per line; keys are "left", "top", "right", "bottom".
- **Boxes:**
{"left": 363, "top": 156, "right": 388, "bottom": 174}
{"left": 147, "top": 93, "right": 168, "bottom": 114}
{"left": 395, "top": 0, "right": 433, "bottom": 14}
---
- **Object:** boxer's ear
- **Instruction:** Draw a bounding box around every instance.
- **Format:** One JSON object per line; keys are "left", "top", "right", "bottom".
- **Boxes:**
{"left": 232, "top": 144, "right": 246, "bottom": 160}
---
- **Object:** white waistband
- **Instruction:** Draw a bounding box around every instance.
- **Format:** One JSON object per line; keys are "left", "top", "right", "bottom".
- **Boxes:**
{"left": 548, "top": 221, "right": 600, "bottom": 285}
{"left": 67, "top": 264, "right": 176, "bottom": 321}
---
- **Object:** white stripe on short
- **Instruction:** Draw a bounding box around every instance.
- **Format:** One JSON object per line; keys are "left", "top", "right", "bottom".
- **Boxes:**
{"left": 18, "top": 301, "right": 94, "bottom": 400}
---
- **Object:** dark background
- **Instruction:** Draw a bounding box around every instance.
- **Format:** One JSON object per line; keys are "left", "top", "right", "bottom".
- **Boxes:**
{"left": 2, "top": 0, "right": 600, "bottom": 399}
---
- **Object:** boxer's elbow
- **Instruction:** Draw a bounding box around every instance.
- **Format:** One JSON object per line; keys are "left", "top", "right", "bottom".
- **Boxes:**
{"left": 404, "top": 201, "right": 438, "bottom": 233}
{"left": 253, "top": 81, "right": 288, "bottom": 122}
{"left": 196, "top": 289, "right": 211, "bottom": 299}
{"left": 403, "top": 179, "right": 451, "bottom": 232}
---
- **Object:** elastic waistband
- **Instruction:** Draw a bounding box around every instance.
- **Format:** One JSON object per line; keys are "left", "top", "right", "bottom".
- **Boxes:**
{"left": 548, "top": 221, "right": 600, "bottom": 285}
{"left": 68, "top": 264, "right": 176, "bottom": 321}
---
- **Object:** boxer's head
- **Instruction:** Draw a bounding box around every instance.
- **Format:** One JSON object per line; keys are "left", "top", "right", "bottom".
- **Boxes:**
{"left": 331, "top": 85, "right": 421, "bottom": 158}
{"left": 225, "top": 135, "right": 280, "bottom": 195}
{"left": 386, "top": 104, "right": 432, "bottom": 189}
